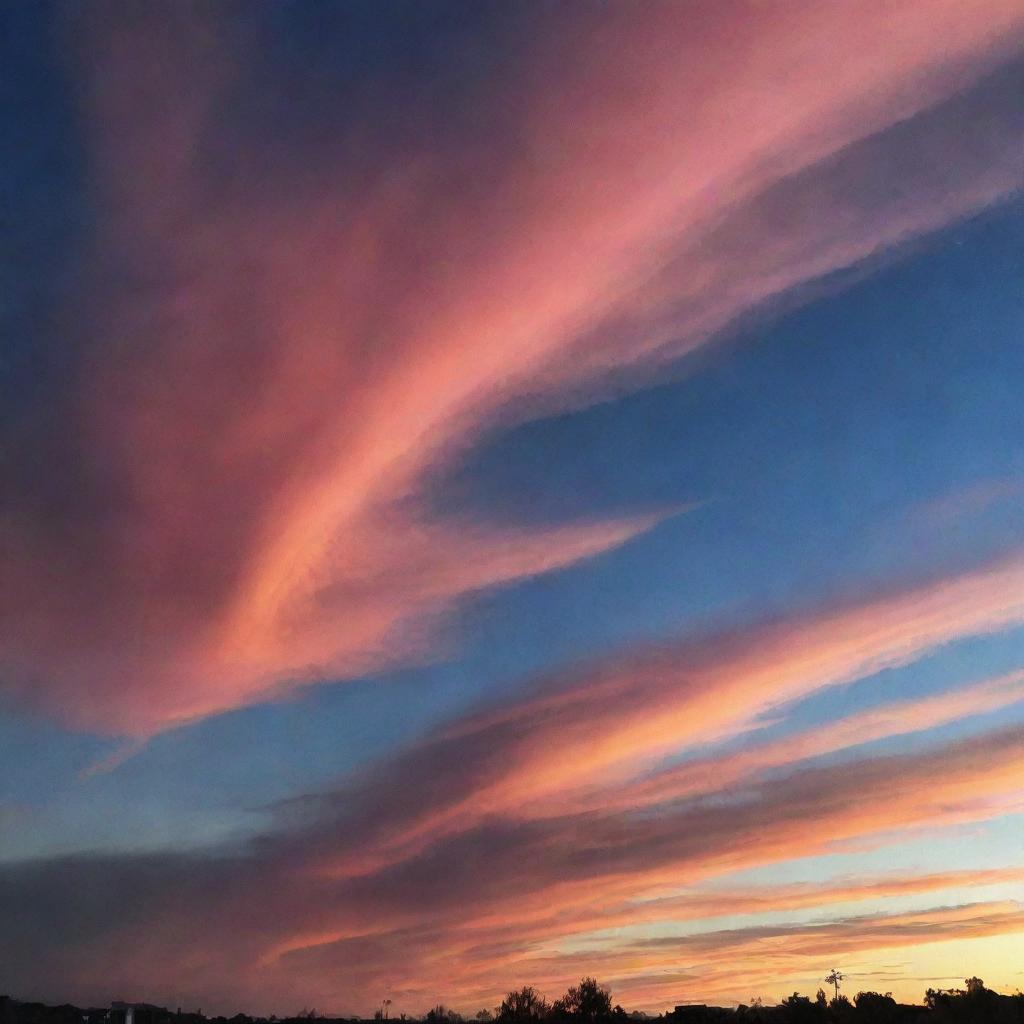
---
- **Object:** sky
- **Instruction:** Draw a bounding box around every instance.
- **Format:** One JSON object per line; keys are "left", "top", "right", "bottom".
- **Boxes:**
{"left": 2, "top": 0, "right": 1024, "bottom": 1015}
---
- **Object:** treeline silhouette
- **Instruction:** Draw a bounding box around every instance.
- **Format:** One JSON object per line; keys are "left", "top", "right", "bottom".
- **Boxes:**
{"left": 4, "top": 976, "right": 1022, "bottom": 1024}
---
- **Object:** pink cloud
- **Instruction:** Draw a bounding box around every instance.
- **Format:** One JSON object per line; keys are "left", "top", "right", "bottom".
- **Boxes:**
{"left": 5, "top": 617, "right": 1024, "bottom": 1012}
{"left": 286, "top": 555, "right": 1024, "bottom": 880}
{"left": 3, "top": 0, "right": 1024, "bottom": 738}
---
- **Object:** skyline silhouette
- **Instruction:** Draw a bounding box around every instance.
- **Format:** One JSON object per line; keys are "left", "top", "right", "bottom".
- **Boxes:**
{"left": 4, "top": 974, "right": 1024, "bottom": 1022}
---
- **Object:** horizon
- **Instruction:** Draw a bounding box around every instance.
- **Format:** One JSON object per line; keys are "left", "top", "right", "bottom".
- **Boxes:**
{"left": 2, "top": 0, "right": 1024, "bottom": 1016}
{"left": 4, "top": 974, "right": 1023, "bottom": 1019}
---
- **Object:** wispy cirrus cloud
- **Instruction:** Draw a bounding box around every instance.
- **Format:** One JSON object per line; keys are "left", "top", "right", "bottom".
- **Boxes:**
{"left": 4, "top": 723, "right": 1021, "bottom": 1013}
{"left": 3, "top": 554, "right": 1024, "bottom": 1012}
{"left": 270, "top": 554, "right": 1024, "bottom": 879}
{"left": 555, "top": 668, "right": 1024, "bottom": 820}
{"left": 454, "top": 866, "right": 1024, "bottom": 950}
{"left": 548, "top": 902, "right": 1024, "bottom": 1009}
{"left": 3, "top": 1, "right": 1024, "bottom": 734}
{"left": 254, "top": 728, "right": 1024, "bottom": 1009}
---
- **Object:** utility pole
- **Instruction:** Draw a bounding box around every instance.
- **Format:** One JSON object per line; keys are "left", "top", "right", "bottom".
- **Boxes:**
{"left": 825, "top": 969, "right": 844, "bottom": 1001}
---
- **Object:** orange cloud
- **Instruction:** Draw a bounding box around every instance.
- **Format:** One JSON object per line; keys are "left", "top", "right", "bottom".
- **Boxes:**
{"left": 292, "top": 557, "right": 1024, "bottom": 880}
{"left": 3, "top": 692, "right": 1024, "bottom": 1015}
{"left": 563, "top": 902, "right": 1024, "bottom": 1010}
{"left": 550, "top": 668, "right": 1024, "bottom": 819}
{"left": 256, "top": 726, "right": 1024, "bottom": 1011}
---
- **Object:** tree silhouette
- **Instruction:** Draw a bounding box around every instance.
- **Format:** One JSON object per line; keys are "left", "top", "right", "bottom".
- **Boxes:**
{"left": 496, "top": 988, "right": 549, "bottom": 1024}
{"left": 424, "top": 1007, "right": 461, "bottom": 1024}
{"left": 553, "top": 979, "right": 614, "bottom": 1024}
{"left": 778, "top": 993, "right": 818, "bottom": 1024}
{"left": 852, "top": 992, "right": 897, "bottom": 1022}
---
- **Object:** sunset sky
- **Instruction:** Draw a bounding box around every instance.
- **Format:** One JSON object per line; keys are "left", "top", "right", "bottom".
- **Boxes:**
{"left": 2, "top": 0, "right": 1024, "bottom": 1015}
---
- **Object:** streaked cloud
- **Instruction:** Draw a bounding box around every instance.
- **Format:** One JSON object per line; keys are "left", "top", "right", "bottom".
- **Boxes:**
{"left": 3, "top": 1, "right": 1024, "bottom": 733}
{"left": 277, "top": 555, "right": 1024, "bottom": 878}
{"left": 9, "top": 502, "right": 1024, "bottom": 1010}
{"left": 2, "top": 601, "right": 1024, "bottom": 1010}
